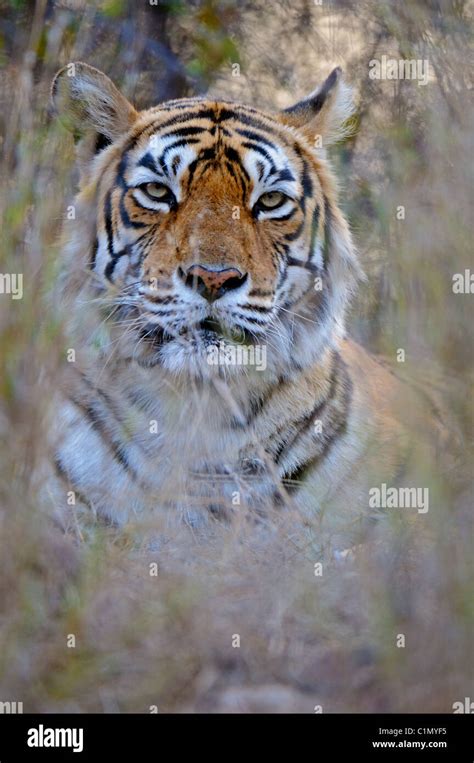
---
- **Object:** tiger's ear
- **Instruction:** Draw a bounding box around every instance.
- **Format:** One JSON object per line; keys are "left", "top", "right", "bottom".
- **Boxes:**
{"left": 51, "top": 62, "right": 138, "bottom": 145}
{"left": 280, "top": 68, "right": 354, "bottom": 147}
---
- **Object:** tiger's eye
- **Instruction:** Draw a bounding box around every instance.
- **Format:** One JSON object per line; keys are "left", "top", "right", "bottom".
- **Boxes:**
{"left": 145, "top": 182, "right": 170, "bottom": 199}
{"left": 258, "top": 191, "right": 285, "bottom": 209}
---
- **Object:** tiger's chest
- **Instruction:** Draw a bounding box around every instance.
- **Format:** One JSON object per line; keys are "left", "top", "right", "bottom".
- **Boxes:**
{"left": 53, "top": 374, "right": 277, "bottom": 526}
{"left": 50, "top": 340, "right": 411, "bottom": 531}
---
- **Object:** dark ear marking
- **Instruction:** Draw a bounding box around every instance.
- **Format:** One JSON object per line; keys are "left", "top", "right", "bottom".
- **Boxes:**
{"left": 284, "top": 67, "right": 342, "bottom": 119}
{"left": 279, "top": 67, "right": 354, "bottom": 146}
{"left": 94, "top": 133, "right": 112, "bottom": 153}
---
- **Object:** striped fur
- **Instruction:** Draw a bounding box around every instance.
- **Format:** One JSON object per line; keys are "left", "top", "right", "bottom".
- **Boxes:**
{"left": 47, "top": 64, "right": 411, "bottom": 542}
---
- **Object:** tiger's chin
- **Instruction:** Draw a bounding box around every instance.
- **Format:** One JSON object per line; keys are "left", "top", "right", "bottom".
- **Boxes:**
{"left": 131, "top": 319, "right": 269, "bottom": 379}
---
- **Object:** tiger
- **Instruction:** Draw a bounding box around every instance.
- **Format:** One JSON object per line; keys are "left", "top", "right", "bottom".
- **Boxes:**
{"left": 45, "top": 62, "right": 434, "bottom": 547}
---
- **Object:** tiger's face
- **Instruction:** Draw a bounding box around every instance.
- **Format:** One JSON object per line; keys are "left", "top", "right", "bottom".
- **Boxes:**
{"left": 102, "top": 104, "right": 328, "bottom": 369}
{"left": 53, "top": 64, "right": 358, "bottom": 377}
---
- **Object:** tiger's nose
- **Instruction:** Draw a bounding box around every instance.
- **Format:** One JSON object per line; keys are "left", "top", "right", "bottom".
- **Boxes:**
{"left": 178, "top": 264, "right": 247, "bottom": 302}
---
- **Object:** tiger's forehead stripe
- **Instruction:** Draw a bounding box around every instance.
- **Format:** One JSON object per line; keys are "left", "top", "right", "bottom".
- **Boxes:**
{"left": 112, "top": 101, "right": 309, "bottom": 212}
{"left": 127, "top": 101, "right": 297, "bottom": 153}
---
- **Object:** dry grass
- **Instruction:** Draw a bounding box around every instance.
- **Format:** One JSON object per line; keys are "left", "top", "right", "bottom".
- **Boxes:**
{"left": 0, "top": 0, "right": 472, "bottom": 712}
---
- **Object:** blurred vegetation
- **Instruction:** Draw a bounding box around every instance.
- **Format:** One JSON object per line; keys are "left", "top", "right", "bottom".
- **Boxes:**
{"left": 0, "top": 0, "right": 472, "bottom": 712}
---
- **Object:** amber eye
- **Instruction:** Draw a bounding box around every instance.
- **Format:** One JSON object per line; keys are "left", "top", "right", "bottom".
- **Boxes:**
{"left": 256, "top": 191, "right": 286, "bottom": 211}
{"left": 143, "top": 182, "right": 171, "bottom": 200}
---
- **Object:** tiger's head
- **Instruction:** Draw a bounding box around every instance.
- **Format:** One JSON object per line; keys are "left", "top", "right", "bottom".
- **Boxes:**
{"left": 52, "top": 63, "right": 359, "bottom": 379}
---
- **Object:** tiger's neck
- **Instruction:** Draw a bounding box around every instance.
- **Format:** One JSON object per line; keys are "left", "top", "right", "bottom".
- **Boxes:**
{"left": 56, "top": 329, "right": 351, "bottom": 526}
{"left": 79, "top": 329, "right": 340, "bottom": 433}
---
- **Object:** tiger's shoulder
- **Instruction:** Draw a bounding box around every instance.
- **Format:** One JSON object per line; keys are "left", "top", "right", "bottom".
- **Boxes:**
{"left": 285, "top": 336, "right": 453, "bottom": 546}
